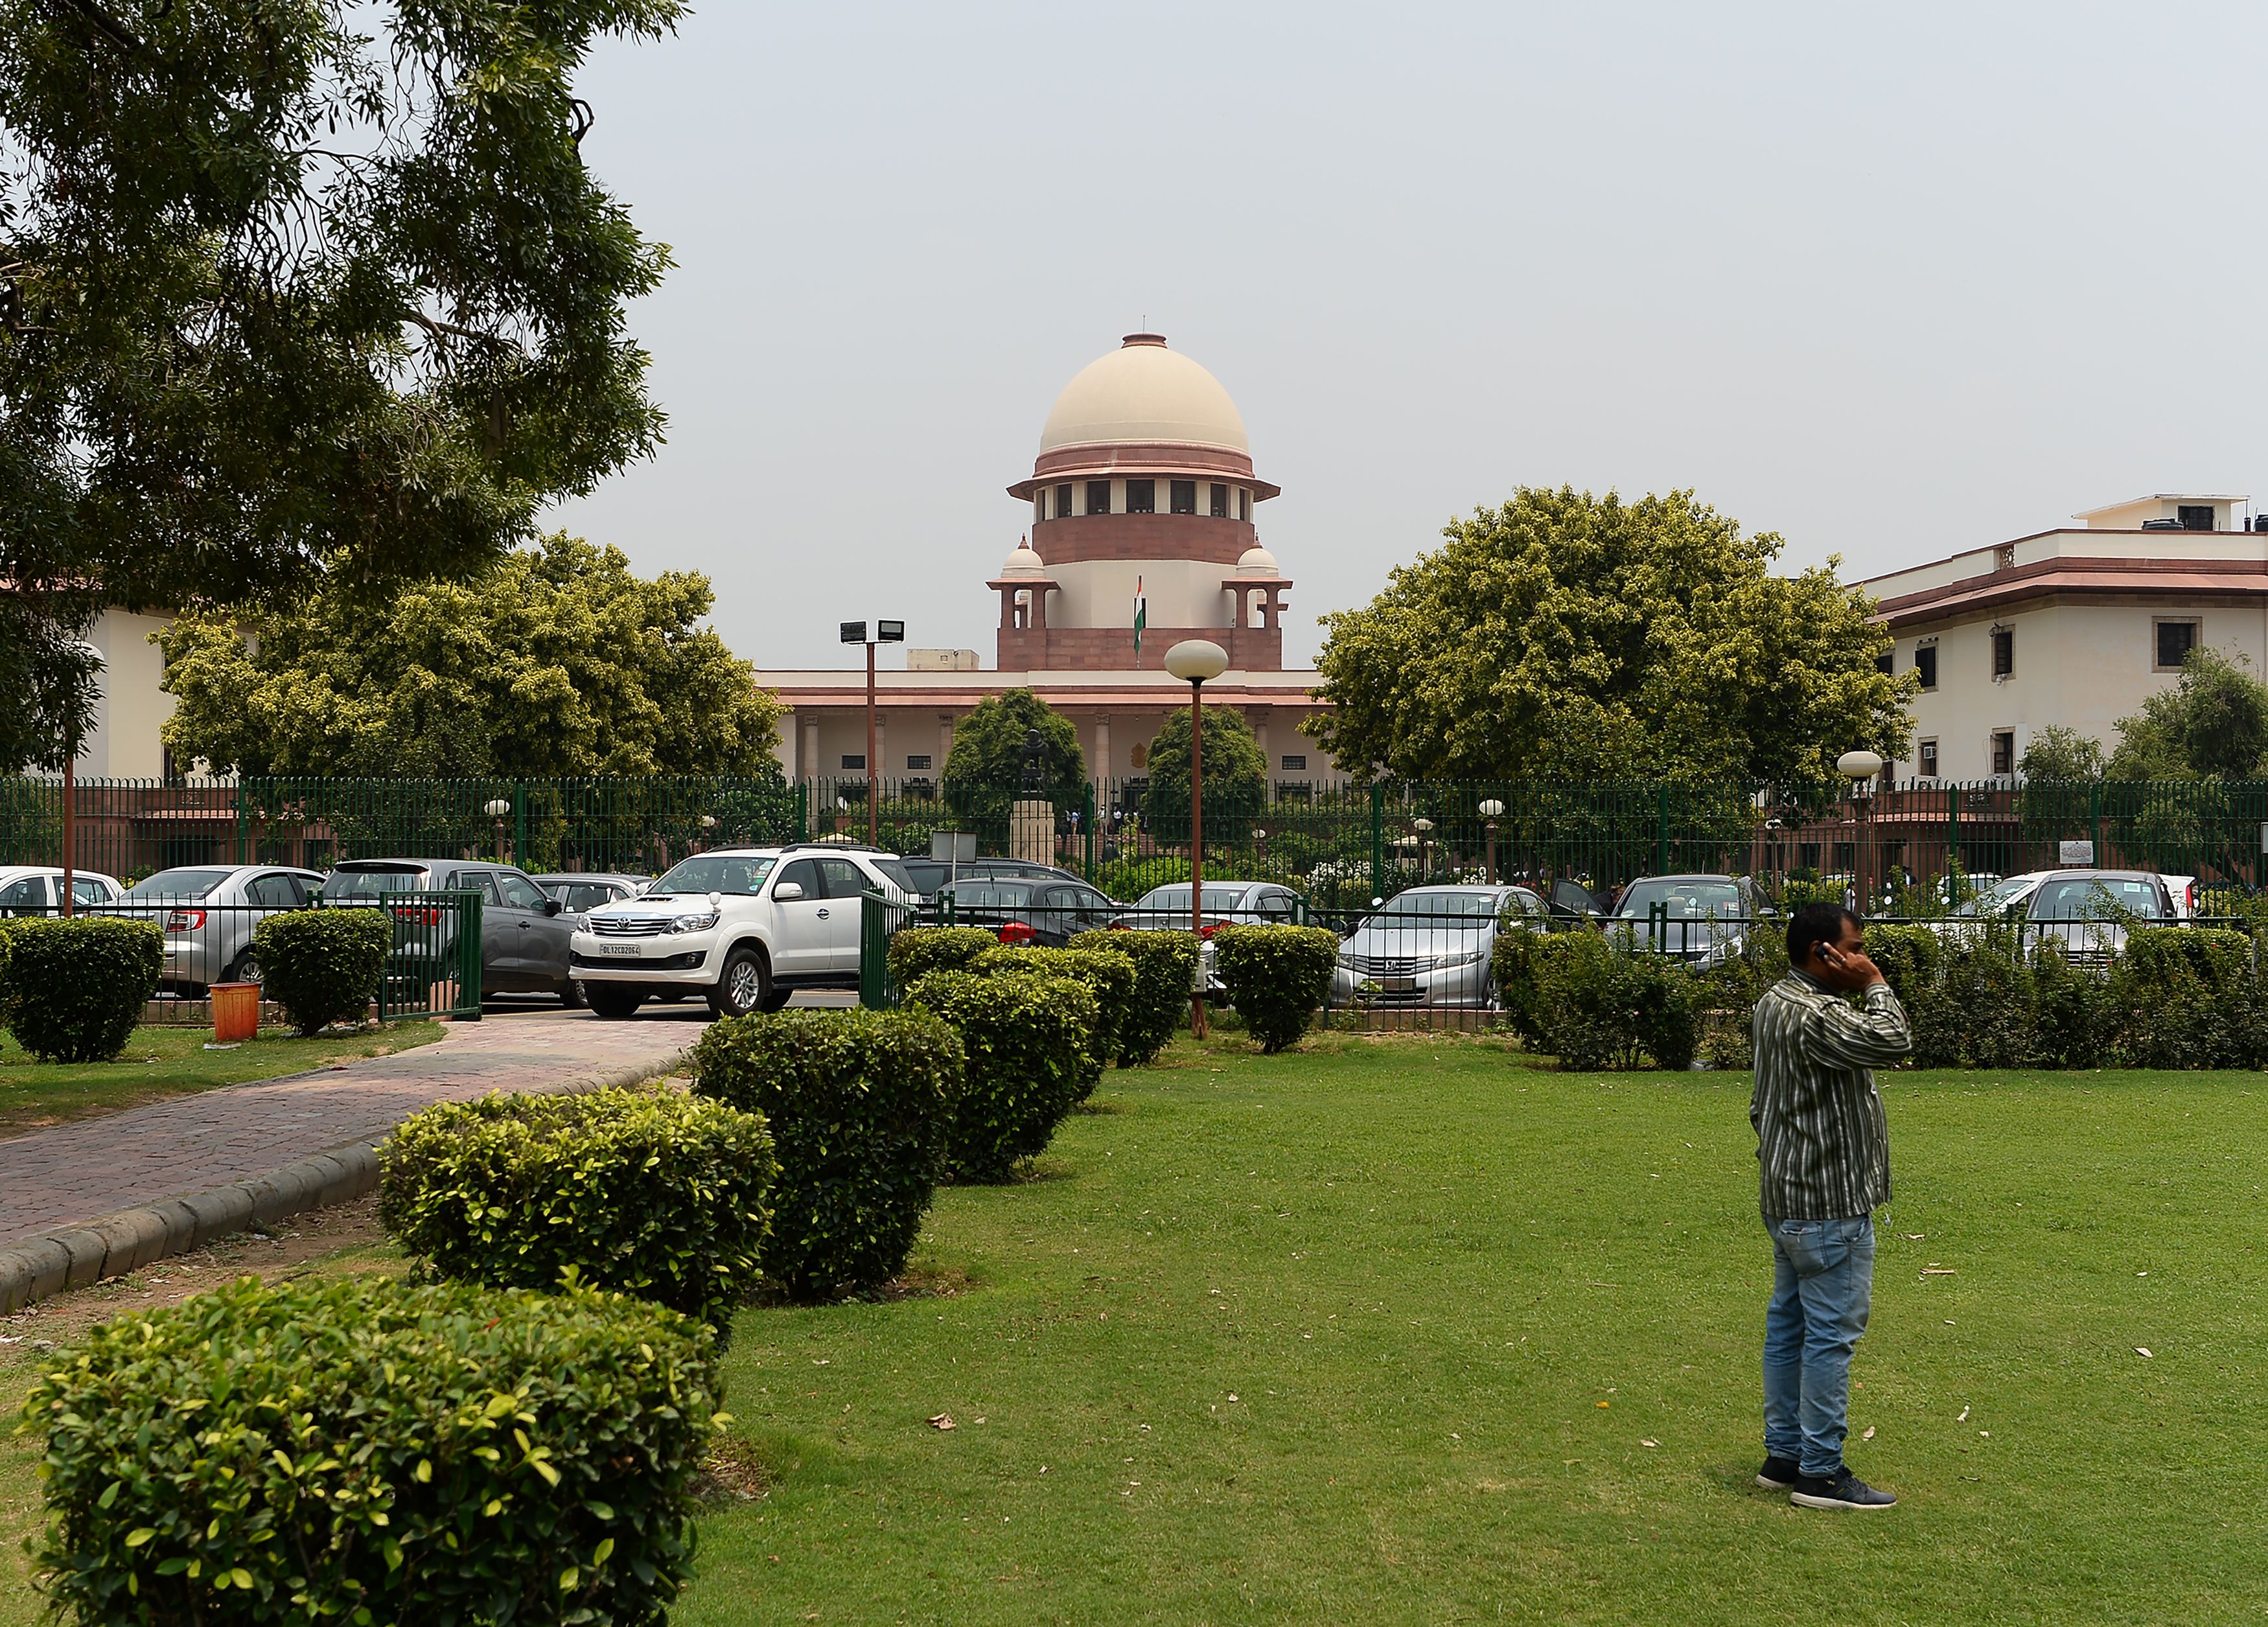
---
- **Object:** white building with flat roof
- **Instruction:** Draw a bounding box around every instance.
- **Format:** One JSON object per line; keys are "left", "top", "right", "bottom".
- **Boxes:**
{"left": 1865, "top": 494, "right": 2268, "bottom": 781}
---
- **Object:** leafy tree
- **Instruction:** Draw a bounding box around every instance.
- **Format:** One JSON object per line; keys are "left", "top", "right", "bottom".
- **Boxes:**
{"left": 942, "top": 690, "right": 1085, "bottom": 809}
{"left": 2019, "top": 726, "right": 2107, "bottom": 781}
{"left": 156, "top": 535, "right": 782, "bottom": 776}
{"left": 1308, "top": 488, "right": 1911, "bottom": 784}
{"left": 2109, "top": 647, "right": 2268, "bottom": 781}
{"left": 0, "top": 0, "right": 679, "bottom": 769}
{"left": 1141, "top": 705, "right": 1267, "bottom": 846}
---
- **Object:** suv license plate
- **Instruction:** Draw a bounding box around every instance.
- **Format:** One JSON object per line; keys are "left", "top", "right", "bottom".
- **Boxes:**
{"left": 596, "top": 944, "right": 643, "bottom": 958}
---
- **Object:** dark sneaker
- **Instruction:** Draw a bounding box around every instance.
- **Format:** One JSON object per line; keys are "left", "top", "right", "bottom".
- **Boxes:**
{"left": 1790, "top": 1468, "right": 1897, "bottom": 1510}
{"left": 1755, "top": 1456, "right": 1799, "bottom": 1490}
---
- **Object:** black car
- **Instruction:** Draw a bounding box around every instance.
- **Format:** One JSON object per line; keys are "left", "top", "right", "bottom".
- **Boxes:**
{"left": 897, "top": 855, "right": 1087, "bottom": 901}
{"left": 932, "top": 875, "right": 1117, "bottom": 947}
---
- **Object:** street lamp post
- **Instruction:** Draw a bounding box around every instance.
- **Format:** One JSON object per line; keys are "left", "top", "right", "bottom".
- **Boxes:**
{"left": 1835, "top": 751, "right": 1886, "bottom": 914}
{"left": 1479, "top": 798, "right": 1505, "bottom": 886}
{"left": 483, "top": 798, "right": 511, "bottom": 864}
{"left": 1413, "top": 817, "right": 1434, "bottom": 884}
{"left": 1164, "top": 639, "right": 1230, "bottom": 1038}
{"left": 58, "top": 640, "right": 102, "bottom": 919}
{"left": 842, "top": 619, "right": 907, "bottom": 846}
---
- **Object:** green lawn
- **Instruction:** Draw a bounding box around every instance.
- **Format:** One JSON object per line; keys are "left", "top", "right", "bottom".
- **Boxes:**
{"left": 2, "top": 1037, "right": 2263, "bottom": 1624}
{"left": 0, "top": 1021, "right": 445, "bottom": 1133}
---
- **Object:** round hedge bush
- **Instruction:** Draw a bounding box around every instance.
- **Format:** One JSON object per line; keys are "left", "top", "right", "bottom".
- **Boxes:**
{"left": 886, "top": 925, "right": 1001, "bottom": 991}
{"left": 904, "top": 969, "right": 1094, "bottom": 1181}
{"left": 253, "top": 906, "right": 392, "bottom": 1034}
{"left": 378, "top": 1086, "right": 776, "bottom": 1337}
{"left": 1209, "top": 924, "right": 1340, "bottom": 1053}
{"left": 0, "top": 916, "right": 161, "bottom": 1063}
{"left": 1069, "top": 927, "right": 1198, "bottom": 1066}
{"left": 689, "top": 1007, "right": 962, "bottom": 1300}
{"left": 969, "top": 943, "right": 1136, "bottom": 1099}
{"left": 21, "top": 1274, "right": 720, "bottom": 1626}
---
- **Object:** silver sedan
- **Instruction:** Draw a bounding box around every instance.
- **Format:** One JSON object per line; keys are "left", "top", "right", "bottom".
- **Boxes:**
{"left": 109, "top": 864, "right": 323, "bottom": 995}
{"left": 1332, "top": 885, "right": 1544, "bottom": 1009}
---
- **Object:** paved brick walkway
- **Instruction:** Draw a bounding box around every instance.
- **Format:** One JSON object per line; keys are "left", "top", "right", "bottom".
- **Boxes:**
{"left": 0, "top": 1008, "right": 710, "bottom": 1247}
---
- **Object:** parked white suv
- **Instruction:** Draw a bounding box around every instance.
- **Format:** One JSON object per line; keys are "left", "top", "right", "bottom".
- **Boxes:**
{"left": 571, "top": 844, "right": 919, "bottom": 1020}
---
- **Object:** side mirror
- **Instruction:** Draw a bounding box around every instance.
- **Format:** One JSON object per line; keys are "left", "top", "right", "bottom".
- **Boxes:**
{"left": 543, "top": 897, "right": 562, "bottom": 916}
{"left": 774, "top": 881, "right": 805, "bottom": 901}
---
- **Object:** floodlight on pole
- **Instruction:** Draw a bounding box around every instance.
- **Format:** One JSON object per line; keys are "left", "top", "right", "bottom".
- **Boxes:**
{"left": 843, "top": 617, "right": 905, "bottom": 845}
{"left": 1163, "top": 640, "right": 1229, "bottom": 1036}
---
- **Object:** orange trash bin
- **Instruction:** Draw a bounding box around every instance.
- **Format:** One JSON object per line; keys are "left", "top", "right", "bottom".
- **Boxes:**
{"left": 211, "top": 982, "right": 260, "bottom": 1045}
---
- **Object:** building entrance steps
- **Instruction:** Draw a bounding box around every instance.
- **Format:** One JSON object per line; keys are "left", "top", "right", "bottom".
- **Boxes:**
{"left": 0, "top": 1007, "right": 708, "bottom": 1310}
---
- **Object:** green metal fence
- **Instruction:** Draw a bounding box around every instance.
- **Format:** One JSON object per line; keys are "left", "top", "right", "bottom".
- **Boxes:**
{"left": 10, "top": 773, "right": 2268, "bottom": 907}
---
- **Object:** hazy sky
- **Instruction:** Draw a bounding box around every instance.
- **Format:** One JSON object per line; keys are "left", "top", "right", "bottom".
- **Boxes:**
{"left": 549, "top": 3, "right": 2268, "bottom": 673}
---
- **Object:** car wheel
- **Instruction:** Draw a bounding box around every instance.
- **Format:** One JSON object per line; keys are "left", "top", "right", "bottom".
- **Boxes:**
{"left": 588, "top": 987, "right": 645, "bottom": 1021}
{"left": 709, "top": 945, "right": 769, "bottom": 1018}
{"left": 559, "top": 977, "right": 588, "bottom": 1010}
{"left": 224, "top": 951, "right": 260, "bottom": 986}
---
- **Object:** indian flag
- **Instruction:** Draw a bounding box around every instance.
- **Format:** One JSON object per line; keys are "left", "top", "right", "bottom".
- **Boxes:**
{"left": 1133, "top": 576, "right": 1146, "bottom": 663}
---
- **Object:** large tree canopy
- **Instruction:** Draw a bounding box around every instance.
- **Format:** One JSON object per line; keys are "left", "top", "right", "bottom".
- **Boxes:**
{"left": 1308, "top": 488, "right": 1910, "bottom": 785}
{"left": 1140, "top": 704, "right": 1267, "bottom": 845}
{"left": 0, "top": 0, "right": 679, "bottom": 768}
{"left": 942, "top": 689, "right": 1086, "bottom": 810}
{"left": 157, "top": 534, "right": 782, "bottom": 777}
{"left": 2107, "top": 647, "right": 2268, "bottom": 781}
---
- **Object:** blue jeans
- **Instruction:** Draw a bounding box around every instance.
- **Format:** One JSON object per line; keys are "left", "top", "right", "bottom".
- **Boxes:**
{"left": 1761, "top": 1214, "right": 1875, "bottom": 1479}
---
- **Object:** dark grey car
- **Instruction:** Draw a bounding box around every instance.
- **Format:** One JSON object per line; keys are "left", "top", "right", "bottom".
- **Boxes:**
{"left": 323, "top": 859, "right": 580, "bottom": 1003}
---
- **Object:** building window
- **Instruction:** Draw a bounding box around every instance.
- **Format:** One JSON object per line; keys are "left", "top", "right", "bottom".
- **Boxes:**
{"left": 1126, "top": 479, "right": 1155, "bottom": 514}
{"left": 840, "top": 754, "right": 866, "bottom": 771}
{"left": 1991, "top": 626, "right": 2014, "bottom": 678}
{"left": 905, "top": 754, "right": 931, "bottom": 770}
{"left": 2178, "top": 503, "right": 2216, "bottom": 531}
{"left": 1056, "top": 483, "right": 1072, "bottom": 518}
{"left": 1280, "top": 754, "right": 1307, "bottom": 772}
{"left": 1991, "top": 732, "right": 2014, "bottom": 776}
{"left": 1170, "top": 479, "right": 1196, "bottom": 514}
{"left": 1086, "top": 480, "right": 1111, "bottom": 515}
{"left": 1875, "top": 652, "right": 1893, "bottom": 676}
{"left": 1919, "top": 739, "right": 1939, "bottom": 778}
{"left": 1915, "top": 645, "right": 1938, "bottom": 689}
{"left": 1238, "top": 488, "right": 1249, "bottom": 520}
{"left": 1034, "top": 494, "right": 1045, "bottom": 523}
{"left": 1210, "top": 482, "right": 1229, "bottom": 517}
{"left": 2155, "top": 618, "right": 2199, "bottom": 671}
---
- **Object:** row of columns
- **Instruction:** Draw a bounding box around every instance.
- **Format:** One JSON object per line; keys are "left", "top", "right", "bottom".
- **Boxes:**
{"left": 797, "top": 710, "right": 1273, "bottom": 783}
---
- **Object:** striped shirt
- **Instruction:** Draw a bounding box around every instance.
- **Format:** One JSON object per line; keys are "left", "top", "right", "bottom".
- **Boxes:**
{"left": 1749, "top": 970, "right": 1912, "bottom": 1219}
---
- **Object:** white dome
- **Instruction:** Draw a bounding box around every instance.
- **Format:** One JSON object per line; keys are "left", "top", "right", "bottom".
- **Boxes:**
{"left": 1000, "top": 541, "right": 1047, "bottom": 577}
{"left": 1235, "top": 544, "right": 1279, "bottom": 576}
{"left": 1038, "top": 334, "right": 1248, "bottom": 455}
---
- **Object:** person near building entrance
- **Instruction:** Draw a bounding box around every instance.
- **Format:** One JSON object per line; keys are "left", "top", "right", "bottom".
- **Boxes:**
{"left": 1748, "top": 902, "right": 1912, "bottom": 1510}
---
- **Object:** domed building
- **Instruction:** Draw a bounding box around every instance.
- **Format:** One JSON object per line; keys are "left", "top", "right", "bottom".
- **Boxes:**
{"left": 758, "top": 334, "right": 1333, "bottom": 805}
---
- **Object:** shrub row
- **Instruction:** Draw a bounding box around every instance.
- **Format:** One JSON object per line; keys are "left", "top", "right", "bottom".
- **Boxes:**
{"left": 1501, "top": 917, "right": 2268, "bottom": 1072}
{"left": 254, "top": 906, "right": 393, "bottom": 1034}
{"left": 905, "top": 969, "right": 1097, "bottom": 1181}
{"left": 0, "top": 916, "right": 161, "bottom": 1063}
{"left": 1071, "top": 928, "right": 1199, "bottom": 1065}
{"left": 971, "top": 943, "right": 1136, "bottom": 1098}
{"left": 1209, "top": 924, "right": 1339, "bottom": 1052}
{"left": 22, "top": 1275, "right": 720, "bottom": 1625}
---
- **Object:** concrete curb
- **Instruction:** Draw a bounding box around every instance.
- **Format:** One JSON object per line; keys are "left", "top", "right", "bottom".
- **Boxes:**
{"left": 0, "top": 1048, "right": 691, "bottom": 1315}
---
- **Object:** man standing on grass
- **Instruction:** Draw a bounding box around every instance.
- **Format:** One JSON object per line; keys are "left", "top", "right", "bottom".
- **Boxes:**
{"left": 1748, "top": 901, "right": 1912, "bottom": 1511}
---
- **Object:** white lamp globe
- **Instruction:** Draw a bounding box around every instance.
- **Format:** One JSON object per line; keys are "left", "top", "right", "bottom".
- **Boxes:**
{"left": 1479, "top": 799, "right": 1505, "bottom": 818}
{"left": 482, "top": 798, "right": 511, "bottom": 817}
{"left": 1163, "top": 640, "right": 1229, "bottom": 682}
{"left": 1836, "top": 750, "right": 1886, "bottom": 781}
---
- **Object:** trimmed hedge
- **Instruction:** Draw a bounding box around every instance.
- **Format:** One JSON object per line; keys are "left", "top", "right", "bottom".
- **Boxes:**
{"left": 905, "top": 969, "right": 1094, "bottom": 1181}
{"left": 1070, "top": 927, "right": 1198, "bottom": 1065}
{"left": 689, "top": 1008, "right": 961, "bottom": 1300}
{"left": 379, "top": 1087, "right": 776, "bottom": 1337}
{"left": 969, "top": 943, "right": 1137, "bottom": 1097}
{"left": 0, "top": 916, "right": 161, "bottom": 1063}
{"left": 1490, "top": 926, "right": 1700, "bottom": 1070}
{"left": 886, "top": 926, "right": 1001, "bottom": 991}
{"left": 253, "top": 906, "right": 391, "bottom": 1035}
{"left": 21, "top": 1275, "right": 719, "bottom": 1626}
{"left": 1210, "top": 924, "right": 1340, "bottom": 1052}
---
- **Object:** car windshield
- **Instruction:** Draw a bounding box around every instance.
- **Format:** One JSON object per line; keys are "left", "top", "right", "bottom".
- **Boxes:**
{"left": 1952, "top": 875, "right": 2038, "bottom": 917}
{"left": 1137, "top": 885, "right": 1249, "bottom": 912}
{"left": 123, "top": 868, "right": 233, "bottom": 901}
{"left": 1615, "top": 880, "right": 1742, "bottom": 919}
{"left": 1378, "top": 891, "right": 1503, "bottom": 919}
{"left": 321, "top": 868, "right": 428, "bottom": 900}
{"left": 2032, "top": 877, "right": 2166, "bottom": 921}
{"left": 649, "top": 855, "right": 776, "bottom": 897}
